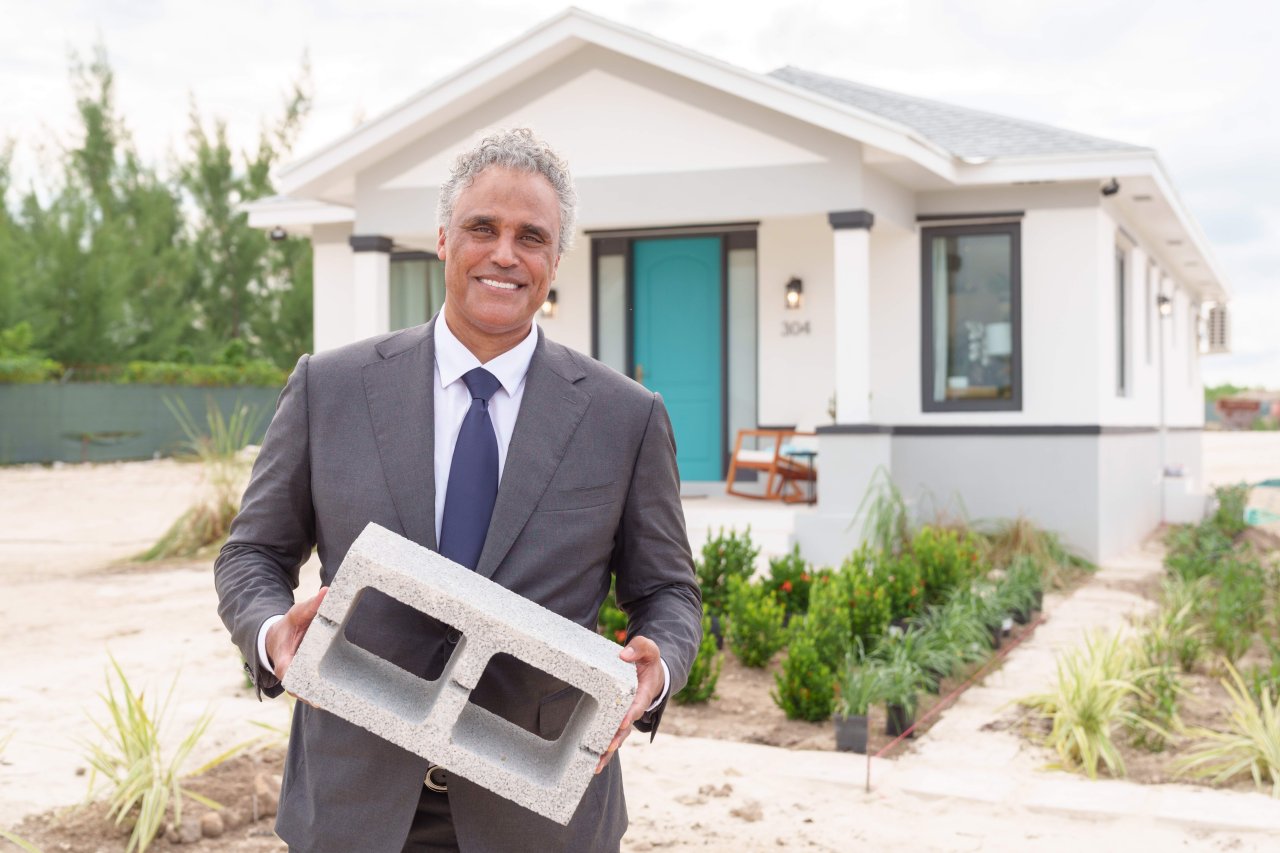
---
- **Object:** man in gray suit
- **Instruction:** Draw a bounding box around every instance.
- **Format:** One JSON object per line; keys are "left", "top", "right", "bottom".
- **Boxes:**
{"left": 214, "top": 128, "right": 702, "bottom": 852}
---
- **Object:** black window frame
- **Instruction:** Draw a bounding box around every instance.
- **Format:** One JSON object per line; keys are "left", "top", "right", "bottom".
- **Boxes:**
{"left": 920, "top": 221, "right": 1023, "bottom": 413}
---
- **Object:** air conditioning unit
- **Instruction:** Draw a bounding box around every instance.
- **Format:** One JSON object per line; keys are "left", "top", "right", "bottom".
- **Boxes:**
{"left": 1206, "top": 304, "right": 1230, "bottom": 354}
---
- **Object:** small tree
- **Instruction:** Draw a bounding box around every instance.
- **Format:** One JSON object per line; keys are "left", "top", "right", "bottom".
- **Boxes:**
{"left": 724, "top": 576, "right": 787, "bottom": 668}
{"left": 675, "top": 608, "right": 723, "bottom": 705}
{"left": 772, "top": 617, "right": 836, "bottom": 721}
{"left": 695, "top": 527, "right": 759, "bottom": 617}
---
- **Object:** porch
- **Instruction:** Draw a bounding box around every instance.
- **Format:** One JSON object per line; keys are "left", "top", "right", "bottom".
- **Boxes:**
{"left": 679, "top": 483, "right": 813, "bottom": 575}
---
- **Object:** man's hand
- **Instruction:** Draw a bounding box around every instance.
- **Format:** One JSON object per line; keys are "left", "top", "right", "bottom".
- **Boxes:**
{"left": 595, "top": 635, "right": 663, "bottom": 774}
{"left": 266, "top": 586, "right": 328, "bottom": 685}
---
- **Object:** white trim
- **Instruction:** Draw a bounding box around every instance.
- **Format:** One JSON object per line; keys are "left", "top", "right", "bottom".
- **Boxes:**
{"left": 243, "top": 196, "right": 355, "bottom": 231}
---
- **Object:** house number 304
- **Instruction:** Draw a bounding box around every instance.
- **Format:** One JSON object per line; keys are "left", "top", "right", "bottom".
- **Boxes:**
{"left": 781, "top": 320, "right": 811, "bottom": 336}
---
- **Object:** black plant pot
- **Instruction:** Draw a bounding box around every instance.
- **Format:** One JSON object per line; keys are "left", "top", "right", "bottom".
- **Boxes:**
{"left": 1014, "top": 605, "right": 1032, "bottom": 625}
{"left": 1033, "top": 589, "right": 1044, "bottom": 611}
{"left": 885, "top": 703, "right": 915, "bottom": 737}
{"left": 834, "top": 713, "right": 869, "bottom": 753}
{"left": 709, "top": 613, "right": 725, "bottom": 650}
{"left": 989, "top": 623, "right": 1003, "bottom": 649}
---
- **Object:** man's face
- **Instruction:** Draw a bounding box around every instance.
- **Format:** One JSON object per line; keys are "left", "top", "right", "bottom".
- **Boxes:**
{"left": 437, "top": 166, "right": 561, "bottom": 349}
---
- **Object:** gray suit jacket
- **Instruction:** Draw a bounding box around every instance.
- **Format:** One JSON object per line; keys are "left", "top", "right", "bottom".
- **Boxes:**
{"left": 214, "top": 319, "right": 701, "bottom": 853}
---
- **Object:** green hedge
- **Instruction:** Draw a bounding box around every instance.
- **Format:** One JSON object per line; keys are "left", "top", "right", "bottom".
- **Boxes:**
{"left": 0, "top": 357, "right": 63, "bottom": 384}
{"left": 0, "top": 358, "right": 288, "bottom": 387}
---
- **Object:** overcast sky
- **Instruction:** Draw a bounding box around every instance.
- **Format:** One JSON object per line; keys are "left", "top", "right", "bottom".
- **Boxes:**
{"left": 2, "top": 0, "right": 1275, "bottom": 388}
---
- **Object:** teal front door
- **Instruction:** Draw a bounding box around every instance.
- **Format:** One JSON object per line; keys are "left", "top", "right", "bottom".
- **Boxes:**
{"left": 633, "top": 237, "right": 723, "bottom": 481}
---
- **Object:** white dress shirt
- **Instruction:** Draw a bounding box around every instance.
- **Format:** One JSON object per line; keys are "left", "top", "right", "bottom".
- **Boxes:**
{"left": 259, "top": 316, "right": 668, "bottom": 707}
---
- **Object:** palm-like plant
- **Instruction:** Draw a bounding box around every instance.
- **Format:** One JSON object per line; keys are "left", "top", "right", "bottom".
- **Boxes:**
{"left": 1020, "top": 631, "right": 1159, "bottom": 779}
{"left": 835, "top": 655, "right": 884, "bottom": 718}
{"left": 1177, "top": 661, "right": 1280, "bottom": 797}
{"left": 138, "top": 396, "right": 264, "bottom": 560}
{"left": 82, "top": 657, "right": 250, "bottom": 852}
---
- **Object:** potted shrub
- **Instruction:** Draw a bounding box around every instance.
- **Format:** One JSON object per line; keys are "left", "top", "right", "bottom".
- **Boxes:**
{"left": 834, "top": 656, "right": 883, "bottom": 753}
{"left": 874, "top": 627, "right": 953, "bottom": 694}
{"left": 999, "top": 556, "right": 1043, "bottom": 625}
{"left": 880, "top": 658, "right": 926, "bottom": 737}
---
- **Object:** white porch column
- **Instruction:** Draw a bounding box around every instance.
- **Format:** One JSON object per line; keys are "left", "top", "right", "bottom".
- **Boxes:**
{"left": 793, "top": 210, "right": 888, "bottom": 567}
{"left": 349, "top": 234, "right": 393, "bottom": 342}
{"left": 830, "top": 210, "right": 874, "bottom": 422}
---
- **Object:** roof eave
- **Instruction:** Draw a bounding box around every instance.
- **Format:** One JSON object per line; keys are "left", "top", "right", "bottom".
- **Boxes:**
{"left": 955, "top": 151, "right": 1228, "bottom": 302}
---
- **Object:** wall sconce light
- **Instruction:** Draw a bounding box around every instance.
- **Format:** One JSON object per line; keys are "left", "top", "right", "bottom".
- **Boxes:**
{"left": 1156, "top": 294, "right": 1173, "bottom": 317}
{"left": 269, "top": 226, "right": 288, "bottom": 241}
{"left": 1100, "top": 178, "right": 1120, "bottom": 197}
{"left": 785, "top": 277, "right": 803, "bottom": 310}
{"left": 540, "top": 288, "right": 558, "bottom": 318}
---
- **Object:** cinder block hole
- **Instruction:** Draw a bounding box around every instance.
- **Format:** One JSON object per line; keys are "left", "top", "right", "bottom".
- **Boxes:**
{"left": 469, "top": 653, "right": 586, "bottom": 742}
{"left": 341, "top": 587, "right": 461, "bottom": 681}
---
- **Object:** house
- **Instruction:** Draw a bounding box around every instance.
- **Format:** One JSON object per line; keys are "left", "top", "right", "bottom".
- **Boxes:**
{"left": 246, "top": 8, "right": 1229, "bottom": 564}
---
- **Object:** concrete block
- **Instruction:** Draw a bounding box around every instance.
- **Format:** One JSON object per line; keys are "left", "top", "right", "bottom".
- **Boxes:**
{"left": 283, "top": 522, "right": 637, "bottom": 824}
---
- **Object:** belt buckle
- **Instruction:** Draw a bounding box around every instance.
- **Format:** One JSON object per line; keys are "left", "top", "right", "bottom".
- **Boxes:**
{"left": 424, "top": 764, "right": 448, "bottom": 793}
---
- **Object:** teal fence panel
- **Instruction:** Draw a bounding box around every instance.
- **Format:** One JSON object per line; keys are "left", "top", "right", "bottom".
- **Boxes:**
{"left": 0, "top": 384, "right": 282, "bottom": 464}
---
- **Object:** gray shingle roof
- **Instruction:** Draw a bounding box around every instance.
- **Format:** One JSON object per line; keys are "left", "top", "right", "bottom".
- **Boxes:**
{"left": 769, "top": 66, "right": 1148, "bottom": 160}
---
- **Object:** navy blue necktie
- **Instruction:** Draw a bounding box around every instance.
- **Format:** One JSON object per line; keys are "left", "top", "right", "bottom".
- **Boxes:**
{"left": 439, "top": 367, "right": 502, "bottom": 570}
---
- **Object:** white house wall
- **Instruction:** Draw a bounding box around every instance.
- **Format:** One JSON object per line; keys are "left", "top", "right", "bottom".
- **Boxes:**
{"left": 312, "top": 223, "right": 355, "bottom": 353}
{"left": 757, "top": 214, "right": 837, "bottom": 430}
{"left": 350, "top": 45, "right": 863, "bottom": 240}
{"left": 872, "top": 195, "right": 1105, "bottom": 426}
{"left": 868, "top": 221, "right": 918, "bottom": 422}
{"left": 542, "top": 231, "right": 592, "bottom": 356}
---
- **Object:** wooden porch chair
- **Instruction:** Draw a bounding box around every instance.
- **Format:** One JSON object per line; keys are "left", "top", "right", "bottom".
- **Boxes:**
{"left": 725, "top": 429, "right": 817, "bottom": 501}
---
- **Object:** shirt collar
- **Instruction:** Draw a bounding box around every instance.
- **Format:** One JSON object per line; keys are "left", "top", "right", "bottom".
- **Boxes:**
{"left": 434, "top": 313, "right": 538, "bottom": 396}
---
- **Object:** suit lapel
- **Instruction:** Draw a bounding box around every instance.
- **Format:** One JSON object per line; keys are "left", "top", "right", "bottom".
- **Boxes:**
{"left": 362, "top": 320, "right": 437, "bottom": 552}
{"left": 476, "top": 333, "right": 589, "bottom": 579}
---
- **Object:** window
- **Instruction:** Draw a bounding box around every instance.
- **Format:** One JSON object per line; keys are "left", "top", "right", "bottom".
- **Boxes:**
{"left": 1116, "top": 245, "right": 1128, "bottom": 396}
{"left": 921, "top": 223, "right": 1021, "bottom": 411}
{"left": 390, "top": 253, "right": 446, "bottom": 330}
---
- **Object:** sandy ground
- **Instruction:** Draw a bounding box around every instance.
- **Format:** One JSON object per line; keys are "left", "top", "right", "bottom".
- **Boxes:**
{"left": 4, "top": 435, "right": 1280, "bottom": 850}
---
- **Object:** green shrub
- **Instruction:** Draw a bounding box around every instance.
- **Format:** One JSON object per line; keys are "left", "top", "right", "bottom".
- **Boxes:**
{"left": 117, "top": 359, "right": 287, "bottom": 387}
{"left": 870, "top": 549, "right": 925, "bottom": 622}
{"left": 763, "top": 545, "right": 813, "bottom": 617}
{"left": 0, "top": 355, "right": 63, "bottom": 383}
{"left": 675, "top": 608, "right": 723, "bottom": 705}
{"left": 772, "top": 617, "right": 836, "bottom": 721}
{"left": 806, "top": 570, "right": 853, "bottom": 671}
{"left": 911, "top": 526, "right": 983, "bottom": 605}
{"left": 1212, "top": 483, "right": 1250, "bottom": 539}
{"left": 1165, "top": 520, "right": 1233, "bottom": 582}
{"left": 695, "top": 527, "right": 759, "bottom": 617}
{"left": 841, "top": 551, "right": 892, "bottom": 651}
{"left": 724, "top": 576, "right": 787, "bottom": 668}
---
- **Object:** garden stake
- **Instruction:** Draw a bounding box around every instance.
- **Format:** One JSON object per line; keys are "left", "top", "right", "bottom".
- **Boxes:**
{"left": 864, "top": 611, "right": 1049, "bottom": 793}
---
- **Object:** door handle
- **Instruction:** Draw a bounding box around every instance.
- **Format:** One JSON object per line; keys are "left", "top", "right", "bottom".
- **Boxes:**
{"left": 634, "top": 363, "right": 645, "bottom": 383}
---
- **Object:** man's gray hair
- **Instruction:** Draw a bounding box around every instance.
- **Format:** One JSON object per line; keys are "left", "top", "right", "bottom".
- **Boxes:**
{"left": 437, "top": 127, "right": 577, "bottom": 255}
